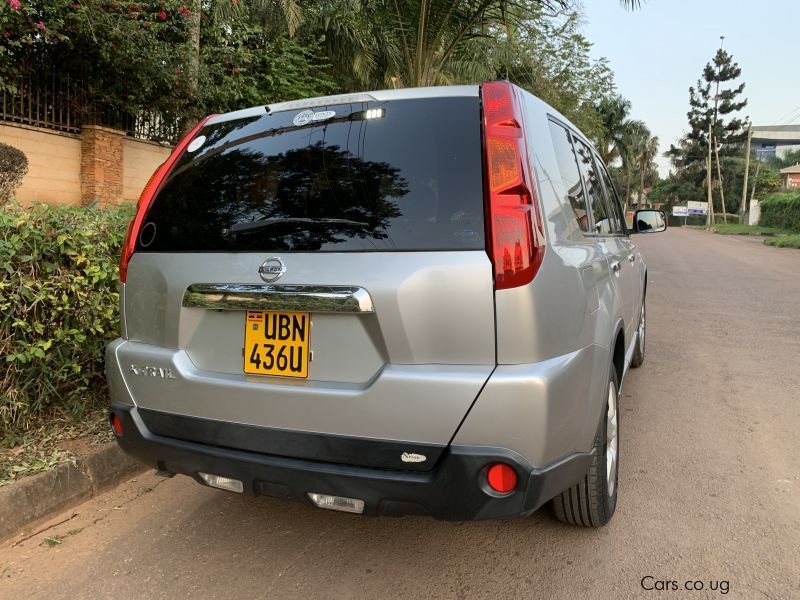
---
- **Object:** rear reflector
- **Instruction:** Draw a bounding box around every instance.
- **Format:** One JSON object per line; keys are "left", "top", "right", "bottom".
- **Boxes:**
{"left": 119, "top": 114, "right": 216, "bottom": 283}
{"left": 198, "top": 472, "right": 244, "bottom": 493}
{"left": 486, "top": 463, "right": 518, "bottom": 494}
{"left": 307, "top": 492, "right": 365, "bottom": 514}
{"left": 110, "top": 414, "right": 123, "bottom": 437}
{"left": 481, "top": 81, "right": 545, "bottom": 290}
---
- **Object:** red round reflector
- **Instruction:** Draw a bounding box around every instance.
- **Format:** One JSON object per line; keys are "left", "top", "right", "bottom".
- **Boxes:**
{"left": 110, "top": 414, "right": 123, "bottom": 437}
{"left": 486, "top": 463, "right": 517, "bottom": 494}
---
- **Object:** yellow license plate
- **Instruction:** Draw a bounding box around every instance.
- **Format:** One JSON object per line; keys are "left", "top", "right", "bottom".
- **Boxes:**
{"left": 243, "top": 310, "right": 310, "bottom": 378}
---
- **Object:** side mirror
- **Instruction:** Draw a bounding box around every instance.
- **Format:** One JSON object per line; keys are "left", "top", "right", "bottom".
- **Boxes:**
{"left": 632, "top": 210, "right": 667, "bottom": 233}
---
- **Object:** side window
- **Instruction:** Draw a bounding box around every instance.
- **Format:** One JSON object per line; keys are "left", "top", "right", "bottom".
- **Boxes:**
{"left": 574, "top": 140, "right": 612, "bottom": 235}
{"left": 595, "top": 157, "right": 627, "bottom": 234}
{"left": 547, "top": 120, "right": 590, "bottom": 233}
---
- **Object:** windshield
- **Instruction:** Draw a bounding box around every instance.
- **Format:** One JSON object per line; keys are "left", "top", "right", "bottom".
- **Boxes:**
{"left": 137, "top": 97, "right": 485, "bottom": 252}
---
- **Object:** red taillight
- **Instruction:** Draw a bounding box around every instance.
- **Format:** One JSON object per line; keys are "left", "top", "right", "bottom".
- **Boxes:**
{"left": 119, "top": 114, "right": 216, "bottom": 283}
{"left": 110, "top": 414, "right": 123, "bottom": 437}
{"left": 486, "top": 463, "right": 518, "bottom": 494}
{"left": 481, "top": 81, "right": 545, "bottom": 290}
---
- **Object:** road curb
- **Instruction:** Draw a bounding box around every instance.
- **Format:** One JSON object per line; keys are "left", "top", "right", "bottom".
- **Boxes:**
{"left": 0, "top": 443, "right": 146, "bottom": 542}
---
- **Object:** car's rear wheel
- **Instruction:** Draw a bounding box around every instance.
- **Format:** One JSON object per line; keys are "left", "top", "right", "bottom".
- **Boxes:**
{"left": 630, "top": 298, "right": 646, "bottom": 368}
{"left": 552, "top": 365, "right": 619, "bottom": 527}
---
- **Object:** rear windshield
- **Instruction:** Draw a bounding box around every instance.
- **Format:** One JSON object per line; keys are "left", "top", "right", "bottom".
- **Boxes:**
{"left": 137, "top": 97, "right": 485, "bottom": 253}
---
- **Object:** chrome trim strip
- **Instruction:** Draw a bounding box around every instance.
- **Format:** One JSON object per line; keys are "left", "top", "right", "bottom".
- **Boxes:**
{"left": 182, "top": 284, "right": 374, "bottom": 314}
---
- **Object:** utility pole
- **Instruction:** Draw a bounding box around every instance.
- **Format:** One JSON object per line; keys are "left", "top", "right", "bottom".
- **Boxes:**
{"left": 707, "top": 122, "right": 714, "bottom": 226}
{"left": 740, "top": 123, "right": 753, "bottom": 223}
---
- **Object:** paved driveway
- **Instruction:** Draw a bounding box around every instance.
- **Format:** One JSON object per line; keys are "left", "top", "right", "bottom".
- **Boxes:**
{"left": 2, "top": 228, "right": 799, "bottom": 599}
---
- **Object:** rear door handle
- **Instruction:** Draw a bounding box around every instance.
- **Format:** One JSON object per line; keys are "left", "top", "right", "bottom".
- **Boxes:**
{"left": 611, "top": 261, "right": 620, "bottom": 272}
{"left": 628, "top": 254, "right": 635, "bottom": 263}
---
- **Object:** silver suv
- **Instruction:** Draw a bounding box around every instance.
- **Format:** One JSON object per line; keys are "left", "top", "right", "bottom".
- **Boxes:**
{"left": 106, "top": 82, "right": 665, "bottom": 526}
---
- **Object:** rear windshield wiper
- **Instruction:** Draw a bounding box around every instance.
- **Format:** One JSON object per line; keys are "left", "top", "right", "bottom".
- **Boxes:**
{"left": 227, "top": 217, "right": 370, "bottom": 235}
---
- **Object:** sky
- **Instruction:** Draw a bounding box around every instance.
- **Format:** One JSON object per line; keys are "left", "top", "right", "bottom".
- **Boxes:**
{"left": 581, "top": 0, "right": 800, "bottom": 176}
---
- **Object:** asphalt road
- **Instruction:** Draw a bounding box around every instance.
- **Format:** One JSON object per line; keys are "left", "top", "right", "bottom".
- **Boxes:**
{"left": 2, "top": 228, "right": 799, "bottom": 599}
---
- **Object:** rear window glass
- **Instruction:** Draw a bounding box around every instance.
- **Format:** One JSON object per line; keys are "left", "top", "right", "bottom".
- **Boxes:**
{"left": 138, "top": 97, "right": 485, "bottom": 252}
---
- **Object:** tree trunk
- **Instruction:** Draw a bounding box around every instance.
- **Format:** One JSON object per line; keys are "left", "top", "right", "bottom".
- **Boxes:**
{"left": 639, "top": 154, "right": 645, "bottom": 208}
{"left": 713, "top": 136, "right": 727, "bottom": 224}
{"left": 180, "top": 0, "right": 202, "bottom": 138}
{"left": 625, "top": 172, "right": 632, "bottom": 215}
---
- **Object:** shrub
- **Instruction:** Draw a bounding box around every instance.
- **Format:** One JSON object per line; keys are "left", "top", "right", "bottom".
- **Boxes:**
{"left": 0, "top": 201, "right": 133, "bottom": 431}
{"left": 0, "top": 142, "right": 29, "bottom": 205}
{"left": 759, "top": 191, "right": 800, "bottom": 232}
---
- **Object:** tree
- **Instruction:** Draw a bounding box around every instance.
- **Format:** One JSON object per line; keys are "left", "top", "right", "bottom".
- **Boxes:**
{"left": 614, "top": 121, "right": 649, "bottom": 211}
{"left": 636, "top": 133, "right": 659, "bottom": 206}
{"left": 305, "top": 0, "right": 531, "bottom": 90}
{"left": 595, "top": 94, "right": 645, "bottom": 166}
{"left": 667, "top": 48, "right": 749, "bottom": 219}
{"left": 179, "top": 0, "right": 305, "bottom": 134}
{"left": 483, "top": 4, "right": 617, "bottom": 141}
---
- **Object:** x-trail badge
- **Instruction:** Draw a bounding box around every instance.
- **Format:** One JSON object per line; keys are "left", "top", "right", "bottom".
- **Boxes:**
{"left": 259, "top": 257, "right": 286, "bottom": 282}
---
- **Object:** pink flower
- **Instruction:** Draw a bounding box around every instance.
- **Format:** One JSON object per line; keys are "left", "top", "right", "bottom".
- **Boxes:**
{"left": 157, "top": 10, "right": 167, "bottom": 20}
{"left": 36, "top": 21, "right": 46, "bottom": 29}
{"left": 178, "top": 6, "right": 190, "bottom": 17}
{"left": 8, "top": 0, "right": 22, "bottom": 10}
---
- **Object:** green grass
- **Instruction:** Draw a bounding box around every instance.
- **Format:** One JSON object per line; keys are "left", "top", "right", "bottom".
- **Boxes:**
{"left": 706, "top": 223, "right": 790, "bottom": 236}
{"left": 764, "top": 234, "right": 800, "bottom": 249}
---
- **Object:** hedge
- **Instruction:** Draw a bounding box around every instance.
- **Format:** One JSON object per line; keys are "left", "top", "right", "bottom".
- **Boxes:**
{"left": 1, "top": 202, "right": 133, "bottom": 431}
{"left": 759, "top": 191, "right": 800, "bottom": 232}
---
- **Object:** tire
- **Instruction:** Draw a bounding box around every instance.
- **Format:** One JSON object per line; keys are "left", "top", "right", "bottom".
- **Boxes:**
{"left": 630, "top": 297, "right": 646, "bottom": 368}
{"left": 552, "top": 365, "right": 619, "bottom": 527}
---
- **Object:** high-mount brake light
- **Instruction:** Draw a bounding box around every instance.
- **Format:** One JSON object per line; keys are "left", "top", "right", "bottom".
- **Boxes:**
{"left": 481, "top": 82, "right": 545, "bottom": 290}
{"left": 119, "top": 115, "right": 216, "bottom": 283}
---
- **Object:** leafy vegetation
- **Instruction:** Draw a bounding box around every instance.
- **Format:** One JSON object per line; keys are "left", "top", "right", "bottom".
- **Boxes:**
{"left": 1, "top": 0, "right": 639, "bottom": 143}
{"left": 706, "top": 223, "right": 789, "bottom": 236}
{"left": 0, "top": 202, "right": 132, "bottom": 430}
{"left": 764, "top": 234, "right": 800, "bottom": 249}
{"left": 758, "top": 191, "right": 800, "bottom": 232}
{"left": 0, "top": 142, "right": 28, "bottom": 205}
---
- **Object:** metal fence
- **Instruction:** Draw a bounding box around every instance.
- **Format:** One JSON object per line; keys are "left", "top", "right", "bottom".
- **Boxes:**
{"left": 1, "top": 76, "right": 180, "bottom": 144}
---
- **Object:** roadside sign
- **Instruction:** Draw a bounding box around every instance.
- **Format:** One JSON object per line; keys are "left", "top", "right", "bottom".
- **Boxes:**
{"left": 687, "top": 201, "right": 708, "bottom": 215}
{"left": 672, "top": 206, "right": 688, "bottom": 216}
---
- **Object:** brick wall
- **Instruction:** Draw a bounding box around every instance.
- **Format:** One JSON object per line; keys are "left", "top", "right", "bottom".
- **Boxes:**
{"left": 0, "top": 124, "right": 82, "bottom": 205}
{"left": 80, "top": 125, "right": 125, "bottom": 205}
{"left": 0, "top": 122, "right": 172, "bottom": 206}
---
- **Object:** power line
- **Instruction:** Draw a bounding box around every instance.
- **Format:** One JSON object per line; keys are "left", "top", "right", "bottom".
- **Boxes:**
{"left": 775, "top": 103, "right": 800, "bottom": 124}
{"left": 785, "top": 109, "right": 800, "bottom": 126}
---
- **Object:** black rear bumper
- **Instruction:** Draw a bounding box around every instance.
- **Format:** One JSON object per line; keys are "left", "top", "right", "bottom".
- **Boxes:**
{"left": 111, "top": 404, "right": 592, "bottom": 521}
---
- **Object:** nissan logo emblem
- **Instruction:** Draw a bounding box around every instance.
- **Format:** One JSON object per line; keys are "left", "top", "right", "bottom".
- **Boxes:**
{"left": 258, "top": 257, "right": 286, "bottom": 283}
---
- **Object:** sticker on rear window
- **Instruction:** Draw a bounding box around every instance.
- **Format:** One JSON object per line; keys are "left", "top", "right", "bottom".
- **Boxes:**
{"left": 187, "top": 135, "right": 206, "bottom": 153}
{"left": 293, "top": 109, "right": 336, "bottom": 127}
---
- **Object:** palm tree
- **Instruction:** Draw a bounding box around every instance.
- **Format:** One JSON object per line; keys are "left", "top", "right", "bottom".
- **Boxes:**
{"left": 636, "top": 134, "right": 659, "bottom": 207}
{"left": 595, "top": 94, "right": 646, "bottom": 167}
{"left": 311, "top": 0, "right": 645, "bottom": 90}
{"left": 310, "top": 0, "right": 526, "bottom": 89}
{"left": 618, "top": 122, "right": 649, "bottom": 212}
